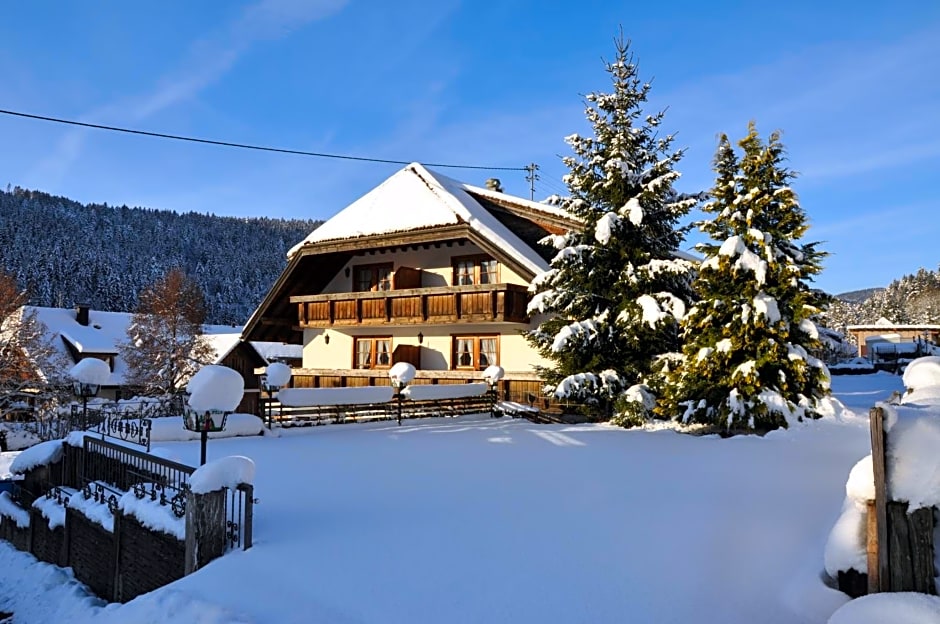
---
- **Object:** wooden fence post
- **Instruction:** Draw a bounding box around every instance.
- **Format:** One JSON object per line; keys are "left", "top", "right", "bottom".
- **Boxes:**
{"left": 869, "top": 406, "right": 889, "bottom": 593}
{"left": 868, "top": 405, "right": 937, "bottom": 595}
{"left": 184, "top": 489, "right": 227, "bottom": 575}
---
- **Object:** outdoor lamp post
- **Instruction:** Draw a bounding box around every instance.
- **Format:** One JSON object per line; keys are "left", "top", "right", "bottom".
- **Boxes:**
{"left": 183, "top": 406, "right": 229, "bottom": 466}
{"left": 72, "top": 380, "right": 101, "bottom": 426}
{"left": 483, "top": 365, "right": 505, "bottom": 418}
{"left": 262, "top": 362, "right": 292, "bottom": 428}
{"left": 388, "top": 362, "right": 416, "bottom": 426}
{"left": 69, "top": 358, "right": 110, "bottom": 430}
{"left": 184, "top": 365, "right": 245, "bottom": 466}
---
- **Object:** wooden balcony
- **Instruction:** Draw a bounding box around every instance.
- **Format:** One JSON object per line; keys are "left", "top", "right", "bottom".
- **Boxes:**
{"left": 291, "top": 283, "right": 531, "bottom": 328}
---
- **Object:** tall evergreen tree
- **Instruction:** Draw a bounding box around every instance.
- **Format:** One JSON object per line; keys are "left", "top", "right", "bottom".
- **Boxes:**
{"left": 526, "top": 36, "right": 698, "bottom": 418}
{"left": 662, "top": 124, "right": 829, "bottom": 431}
{"left": 121, "top": 268, "right": 214, "bottom": 396}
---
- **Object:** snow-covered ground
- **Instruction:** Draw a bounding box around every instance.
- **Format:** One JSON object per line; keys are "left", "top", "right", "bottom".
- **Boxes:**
{"left": 0, "top": 372, "right": 918, "bottom": 623}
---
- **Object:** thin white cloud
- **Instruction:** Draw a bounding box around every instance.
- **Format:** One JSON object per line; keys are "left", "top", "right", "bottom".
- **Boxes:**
{"left": 30, "top": 0, "right": 348, "bottom": 183}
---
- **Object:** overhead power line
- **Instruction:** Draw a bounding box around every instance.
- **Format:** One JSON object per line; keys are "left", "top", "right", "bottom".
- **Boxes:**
{"left": 0, "top": 108, "right": 528, "bottom": 172}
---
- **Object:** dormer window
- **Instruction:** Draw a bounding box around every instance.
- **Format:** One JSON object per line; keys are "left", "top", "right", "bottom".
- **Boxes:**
{"left": 453, "top": 255, "right": 498, "bottom": 285}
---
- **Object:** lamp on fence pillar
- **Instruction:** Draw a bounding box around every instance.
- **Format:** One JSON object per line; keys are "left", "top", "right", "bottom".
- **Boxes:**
{"left": 388, "top": 362, "right": 416, "bottom": 426}
{"left": 261, "top": 362, "right": 292, "bottom": 428}
{"left": 483, "top": 365, "right": 505, "bottom": 418}
{"left": 184, "top": 365, "right": 244, "bottom": 466}
{"left": 69, "top": 358, "right": 109, "bottom": 430}
{"left": 184, "top": 407, "right": 228, "bottom": 466}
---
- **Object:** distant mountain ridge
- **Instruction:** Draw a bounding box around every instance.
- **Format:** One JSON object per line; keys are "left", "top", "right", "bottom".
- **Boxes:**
{"left": 0, "top": 186, "right": 322, "bottom": 325}
{"left": 835, "top": 288, "right": 884, "bottom": 303}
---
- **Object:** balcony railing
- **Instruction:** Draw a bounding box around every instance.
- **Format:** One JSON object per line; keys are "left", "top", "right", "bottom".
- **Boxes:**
{"left": 291, "top": 283, "right": 530, "bottom": 328}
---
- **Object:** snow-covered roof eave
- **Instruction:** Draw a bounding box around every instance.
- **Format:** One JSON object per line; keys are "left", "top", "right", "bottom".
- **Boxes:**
{"left": 846, "top": 324, "right": 940, "bottom": 331}
{"left": 284, "top": 162, "right": 551, "bottom": 277}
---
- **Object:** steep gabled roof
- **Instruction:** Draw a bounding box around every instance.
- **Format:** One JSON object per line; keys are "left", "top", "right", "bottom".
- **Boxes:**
{"left": 246, "top": 163, "right": 577, "bottom": 343}
{"left": 288, "top": 162, "right": 576, "bottom": 278}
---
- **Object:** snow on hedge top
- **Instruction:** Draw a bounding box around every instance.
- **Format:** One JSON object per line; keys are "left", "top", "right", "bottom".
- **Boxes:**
{"left": 187, "top": 365, "right": 244, "bottom": 412}
{"left": 902, "top": 356, "right": 940, "bottom": 391}
{"left": 402, "top": 383, "right": 488, "bottom": 401}
{"left": 483, "top": 365, "right": 504, "bottom": 383}
{"left": 190, "top": 456, "right": 255, "bottom": 494}
{"left": 10, "top": 440, "right": 63, "bottom": 474}
{"left": 265, "top": 362, "right": 292, "bottom": 387}
{"left": 286, "top": 163, "right": 552, "bottom": 277}
{"left": 119, "top": 489, "right": 185, "bottom": 539}
{"left": 69, "top": 358, "right": 111, "bottom": 385}
{"left": 279, "top": 386, "right": 394, "bottom": 407}
{"left": 388, "top": 362, "right": 416, "bottom": 387}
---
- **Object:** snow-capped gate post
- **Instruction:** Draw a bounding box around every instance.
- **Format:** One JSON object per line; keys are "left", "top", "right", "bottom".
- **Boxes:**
{"left": 867, "top": 403, "right": 937, "bottom": 595}
{"left": 185, "top": 456, "right": 255, "bottom": 574}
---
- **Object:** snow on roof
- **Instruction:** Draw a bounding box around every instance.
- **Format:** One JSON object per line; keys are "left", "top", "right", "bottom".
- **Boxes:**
{"left": 202, "top": 332, "right": 243, "bottom": 365}
{"left": 31, "top": 307, "right": 131, "bottom": 355}
{"left": 846, "top": 323, "right": 940, "bottom": 331}
{"left": 287, "top": 163, "right": 554, "bottom": 277}
{"left": 251, "top": 341, "right": 302, "bottom": 363}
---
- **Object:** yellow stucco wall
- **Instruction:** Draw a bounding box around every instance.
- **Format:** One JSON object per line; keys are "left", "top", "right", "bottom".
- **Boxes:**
{"left": 302, "top": 322, "right": 549, "bottom": 373}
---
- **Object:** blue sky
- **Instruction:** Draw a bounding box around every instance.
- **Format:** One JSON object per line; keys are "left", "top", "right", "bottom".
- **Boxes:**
{"left": 0, "top": 1, "right": 938, "bottom": 295}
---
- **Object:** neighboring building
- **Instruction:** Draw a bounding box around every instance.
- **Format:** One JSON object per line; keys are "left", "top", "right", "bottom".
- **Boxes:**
{"left": 242, "top": 163, "right": 580, "bottom": 401}
{"left": 26, "top": 304, "right": 293, "bottom": 410}
{"left": 845, "top": 318, "right": 940, "bottom": 357}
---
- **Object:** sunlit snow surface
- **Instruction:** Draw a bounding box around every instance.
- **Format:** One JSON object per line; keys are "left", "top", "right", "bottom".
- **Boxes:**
{"left": 0, "top": 373, "right": 909, "bottom": 624}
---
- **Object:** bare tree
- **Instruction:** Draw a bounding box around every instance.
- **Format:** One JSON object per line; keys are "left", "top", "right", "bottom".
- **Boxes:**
{"left": 121, "top": 268, "right": 214, "bottom": 396}
{"left": 0, "top": 270, "right": 65, "bottom": 420}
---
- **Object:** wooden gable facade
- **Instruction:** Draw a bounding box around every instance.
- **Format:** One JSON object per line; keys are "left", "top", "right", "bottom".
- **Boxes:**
{"left": 243, "top": 164, "right": 579, "bottom": 404}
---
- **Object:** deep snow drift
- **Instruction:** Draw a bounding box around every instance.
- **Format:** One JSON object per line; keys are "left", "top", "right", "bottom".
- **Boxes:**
{"left": 0, "top": 373, "right": 915, "bottom": 623}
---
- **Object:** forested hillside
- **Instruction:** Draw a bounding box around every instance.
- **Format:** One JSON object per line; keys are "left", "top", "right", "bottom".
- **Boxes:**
{"left": 822, "top": 267, "right": 940, "bottom": 333}
{"left": 0, "top": 186, "right": 321, "bottom": 324}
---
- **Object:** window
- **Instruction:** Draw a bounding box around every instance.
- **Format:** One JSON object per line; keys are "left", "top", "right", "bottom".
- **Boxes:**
{"left": 354, "top": 263, "right": 393, "bottom": 292}
{"left": 452, "top": 335, "right": 498, "bottom": 370}
{"left": 452, "top": 255, "right": 498, "bottom": 285}
{"left": 354, "top": 337, "right": 392, "bottom": 369}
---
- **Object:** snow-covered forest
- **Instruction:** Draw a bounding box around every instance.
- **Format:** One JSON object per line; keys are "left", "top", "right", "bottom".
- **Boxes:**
{"left": 0, "top": 187, "right": 321, "bottom": 324}
{"left": 822, "top": 267, "right": 940, "bottom": 332}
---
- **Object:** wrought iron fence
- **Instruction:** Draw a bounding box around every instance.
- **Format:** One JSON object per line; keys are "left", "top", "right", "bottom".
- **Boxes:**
{"left": 82, "top": 437, "right": 194, "bottom": 514}
{"left": 225, "top": 483, "right": 255, "bottom": 551}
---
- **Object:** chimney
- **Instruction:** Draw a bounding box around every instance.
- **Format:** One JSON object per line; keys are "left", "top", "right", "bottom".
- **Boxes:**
{"left": 485, "top": 178, "right": 503, "bottom": 193}
{"left": 75, "top": 304, "right": 90, "bottom": 326}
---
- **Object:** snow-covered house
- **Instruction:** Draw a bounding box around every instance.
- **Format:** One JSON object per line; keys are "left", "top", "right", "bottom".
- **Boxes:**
{"left": 242, "top": 163, "right": 580, "bottom": 400}
{"left": 846, "top": 318, "right": 940, "bottom": 358}
{"left": 26, "top": 305, "right": 294, "bottom": 409}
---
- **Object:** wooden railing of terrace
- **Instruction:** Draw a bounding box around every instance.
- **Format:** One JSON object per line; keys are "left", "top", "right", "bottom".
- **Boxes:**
{"left": 291, "top": 283, "right": 530, "bottom": 328}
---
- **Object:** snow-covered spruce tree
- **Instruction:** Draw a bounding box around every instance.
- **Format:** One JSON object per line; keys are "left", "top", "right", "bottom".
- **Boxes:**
{"left": 662, "top": 123, "right": 829, "bottom": 432}
{"left": 121, "top": 268, "right": 214, "bottom": 396}
{"left": 526, "top": 36, "right": 698, "bottom": 423}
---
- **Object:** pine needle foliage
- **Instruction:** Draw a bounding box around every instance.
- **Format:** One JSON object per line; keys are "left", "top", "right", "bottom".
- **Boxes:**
{"left": 526, "top": 35, "right": 699, "bottom": 415}
{"left": 662, "top": 123, "right": 830, "bottom": 432}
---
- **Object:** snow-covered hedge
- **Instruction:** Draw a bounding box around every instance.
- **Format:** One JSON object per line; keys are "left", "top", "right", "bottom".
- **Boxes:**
{"left": 278, "top": 386, "right": 394, "bottom": 407}
{"left": 402, "top": 383, "right": 488, "bottom": 401}
{"left": 9, "top": 440, "right": 64, "bottom": 475}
